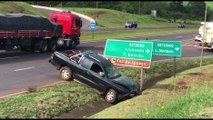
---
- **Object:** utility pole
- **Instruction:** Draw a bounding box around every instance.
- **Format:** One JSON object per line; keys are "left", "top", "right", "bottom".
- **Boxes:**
{"left": 61, "top": 1, "right": 63, "bottom": 8}
{"left": 200, "top": 3, "right": 208, "bottom": 69}
{"left": 96, "top": 1, "right": 99, "bottom": 8}
{"left": 138, "top": 1, "right": 141, "bottom": 15}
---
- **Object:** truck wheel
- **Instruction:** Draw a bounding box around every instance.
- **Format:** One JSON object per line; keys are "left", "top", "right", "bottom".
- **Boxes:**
{"left": 40, "top": 40, "right": 48, "bottom": 53}
{"left": 71, "top": 40, "right": 78, "bottom": 49}
{"left": 48, "top": 40, "right": 57, "bottom": 51}
{"left": 105, "top": 88, "right": 118, "bottom": 104}
{"left": 20, "top": 47, "right": 27, "bottom": 51}
{"left": 59, "top": 66, "right": 73, "bottom": 81}
{"left": 33, "top": 40, "right": 48, "bottom": 53}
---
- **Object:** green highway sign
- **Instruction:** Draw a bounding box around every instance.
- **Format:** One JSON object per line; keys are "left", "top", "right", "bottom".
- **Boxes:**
{"left": 143, "top": 40, "right": 182, "bottom": 57}
{"left": 103, "top": 39, "right": 153, "bottom": 68}
{"left": 104, "top": 39, "right": 153, "bottom": 61}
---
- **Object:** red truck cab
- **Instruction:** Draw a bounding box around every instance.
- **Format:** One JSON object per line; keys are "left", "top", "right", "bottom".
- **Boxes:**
{"left": 50, "top": 11, "right": 82, "bottom": 38}
{"left": 50, "top": 11, "right": 82, "bottom": 49}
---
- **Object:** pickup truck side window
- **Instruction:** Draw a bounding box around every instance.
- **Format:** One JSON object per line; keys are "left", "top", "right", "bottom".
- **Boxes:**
{"left": 81, "top": 58, "right": 93, "bottom": 69}
{"left": 90, "top": 63, "right": 103, "bottom": 75}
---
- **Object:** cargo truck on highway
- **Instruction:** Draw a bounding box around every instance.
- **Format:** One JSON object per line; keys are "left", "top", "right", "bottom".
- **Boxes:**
{"left": 0, "top": 11, "right": 82, "bottom": 53}
{"left": 194, "top": 22, "right": 213, "bottom": 50}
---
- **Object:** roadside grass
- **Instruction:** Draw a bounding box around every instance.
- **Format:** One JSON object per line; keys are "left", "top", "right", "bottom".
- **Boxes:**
{"left": 0, "top": 82, "right": 101, "bottom": 118}
{"left": 137, "top": 64, "right": 213, "bottom": 118}
{"left": 90, "top": 63, "right": 213, "bottom": 118}
{"left": 141, "top": 87, "right": 213, "bottom": 118}
{"left": 80, "top": 28, "right": 197, "bottom": 42}
{"left": 0, "top": 2, "right": 210, "bottom": 118}
{"left": 207, "top": 2, "right": 213, "bottom": 12}
{"left": 62, "top": 7, "right": 180, "bottom": 28}
{"left": 0, "top": 57, "right": 212, "bottom": 118}
{"left": 119, "top": 56, "right": 213, "bottom": 85}
{"left": 0, "top": 2, "right": 200, "bottom": 27}
{"left": 0, "top": 2, "right": 200, "bottom": 28}
{"left": 0, "top": 2, "right": 48, "bottom": 17}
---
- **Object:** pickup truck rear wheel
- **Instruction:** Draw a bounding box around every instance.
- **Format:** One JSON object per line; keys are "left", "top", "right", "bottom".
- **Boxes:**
{"left": 105, "top": 88, "right": 118, "bottom": 104}
{"left": 59, "top": 66, "right": 73, "bottom": 81}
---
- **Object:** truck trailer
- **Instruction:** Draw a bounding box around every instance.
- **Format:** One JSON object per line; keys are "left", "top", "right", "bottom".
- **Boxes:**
{"left": 0, "top": 11, "right": 82, "bottom": 53}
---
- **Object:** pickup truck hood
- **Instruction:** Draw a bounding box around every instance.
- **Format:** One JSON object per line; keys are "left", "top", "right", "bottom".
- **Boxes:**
{"left": 113, "top": 75, "right": 137, "bottom": 90}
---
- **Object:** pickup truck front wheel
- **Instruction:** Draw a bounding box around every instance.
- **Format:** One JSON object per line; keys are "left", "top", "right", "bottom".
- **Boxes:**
{"left": 105, "top": 88, "right": 118, "bottom": 104}
{"left": 59, "top": 66, "right": 73, "bottom": 81}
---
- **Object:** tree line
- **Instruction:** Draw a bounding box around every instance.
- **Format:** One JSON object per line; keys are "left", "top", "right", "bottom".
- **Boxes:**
{"left": 27, "top": 1, "right": 213, "bottom": 21}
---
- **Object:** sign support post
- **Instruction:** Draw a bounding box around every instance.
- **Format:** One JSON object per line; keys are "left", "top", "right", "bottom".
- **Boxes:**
{"left": 92, "top": 29, "right": 94, "bottom": 40}
{"left": 173, "top": 56, "right": 176, "bottom": 78}
{"left": 140, "top": 68, "right": 145, "bottom": 92}
{"left": 90, "top": 22, "right": 96, "bottom": 41}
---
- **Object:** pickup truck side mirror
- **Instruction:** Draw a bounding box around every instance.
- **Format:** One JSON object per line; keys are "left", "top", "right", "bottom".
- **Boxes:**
{"left": 99, "top": 72, "right": 105, "bottom": 77}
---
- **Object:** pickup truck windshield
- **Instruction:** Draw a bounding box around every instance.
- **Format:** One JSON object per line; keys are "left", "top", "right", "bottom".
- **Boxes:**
{"left": 105, "top": 63, "right": 121, "bottom": 78}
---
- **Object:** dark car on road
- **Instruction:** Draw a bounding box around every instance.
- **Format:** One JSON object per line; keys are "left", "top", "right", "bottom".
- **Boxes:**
{"left": 178, "top": 22, "right": 186, "bottom": 28}
{"left": 125, "top": 21, "right": 137, "bottom": 28}
{"left": 49, "top": 50, "right": 139, "bottom": 104}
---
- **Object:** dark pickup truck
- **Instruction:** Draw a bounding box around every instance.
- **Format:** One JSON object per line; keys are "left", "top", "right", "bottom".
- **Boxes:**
{"left": 49, "top": 50, "right": 138, "bottom": 104}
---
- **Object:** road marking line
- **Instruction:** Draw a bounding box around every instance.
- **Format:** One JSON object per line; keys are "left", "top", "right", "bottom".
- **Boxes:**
{"left": 175, "top": 36, "right": 183, "bottom": 38}
{"left": 181, "top": 39, "right": 193, "bottom": 42}
{"left": 0, "top": 56, "right": 20, "bottom": 60}
{"left": 95, "top": 45, "right": 105, "bottom": 47}
{"left": 182, "top": 45, "right": 194, "bottom": 47}
{"left": 14, "top": 66, "right": 35, "bottom": 72}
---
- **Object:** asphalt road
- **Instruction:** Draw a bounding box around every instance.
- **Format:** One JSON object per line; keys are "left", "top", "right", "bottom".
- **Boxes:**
{"left": 0, "top": 32, "right": 213, "bottom": 97}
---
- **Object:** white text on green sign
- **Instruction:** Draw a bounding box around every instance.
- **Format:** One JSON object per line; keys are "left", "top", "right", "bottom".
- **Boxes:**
{"left": 143, "top": 40, "right": 182, "bottom": 57}
{"left": 104, "top": 39, "right": 153, "bottom": 61}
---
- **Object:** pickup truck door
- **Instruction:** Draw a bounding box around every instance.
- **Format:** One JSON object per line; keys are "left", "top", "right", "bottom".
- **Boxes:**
{"left": 85, "top": 62, "right": 107, "bottom": 92}
{"left": 75, "top": 57, "right": 100, "bottom": 88}
{"left": 86, "top": 70, "right": 106, "bottom": 92}
{"left": 77, "top": 58, "right": 105, "bottom": 92}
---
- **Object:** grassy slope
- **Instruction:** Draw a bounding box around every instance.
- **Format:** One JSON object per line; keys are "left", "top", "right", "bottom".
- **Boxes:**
{"left": 0, "top": 57, "right": 212, "bottom": 118}
{"left": 90, "top": 64, "right": 213, "bottom": 118}
{"left": 0, "top": 2, "right": 200, "bottom": 28}
{"left": 207, "top": 1, "right": 213, "bottom": 11}
{"left": 80, "top": 28, "right": 197, "bottom": 42}
{"left": 0, "top": 1, "right": 48, "bottom": 17}
{"left": 0, "top": 1, "right": 211, "bottom": 118}
{"left": 62, "top": 7, "right": 179, "bottom": 28}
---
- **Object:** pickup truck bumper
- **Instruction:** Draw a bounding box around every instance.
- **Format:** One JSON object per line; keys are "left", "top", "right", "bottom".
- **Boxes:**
{"left": 48, "top": 59, "right": 60, "bottom": 70}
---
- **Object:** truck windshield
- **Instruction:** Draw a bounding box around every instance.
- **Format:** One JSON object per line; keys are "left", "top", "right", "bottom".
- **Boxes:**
{"left": 105, "top": 63, "right": 121, "bottom": 78}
